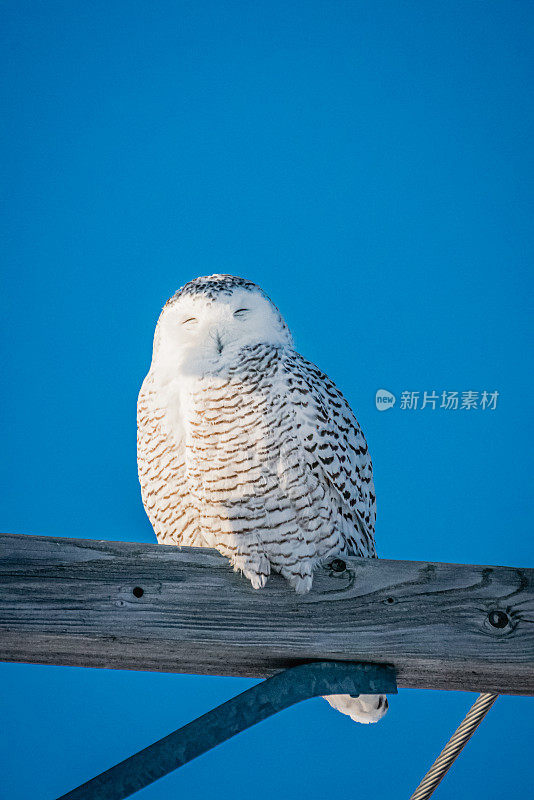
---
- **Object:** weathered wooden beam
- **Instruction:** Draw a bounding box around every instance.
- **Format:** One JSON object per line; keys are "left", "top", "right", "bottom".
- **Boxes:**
{"left": 0, "top": 533, "right": 532, "bottom": 694}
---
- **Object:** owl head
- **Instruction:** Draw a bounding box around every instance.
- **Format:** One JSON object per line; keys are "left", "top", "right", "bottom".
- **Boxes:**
{"left": 151, "top": 275, "right": 293, "bottom": 376}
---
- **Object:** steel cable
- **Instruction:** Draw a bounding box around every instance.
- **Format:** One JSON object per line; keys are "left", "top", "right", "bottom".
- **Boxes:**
{"left": 410, "top": 692, "right": 498, "bottom": 800}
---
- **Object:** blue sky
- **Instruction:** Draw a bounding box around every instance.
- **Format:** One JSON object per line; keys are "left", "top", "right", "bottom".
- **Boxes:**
{"left": 1, "top": 1, "right": 533, "bottom": 798}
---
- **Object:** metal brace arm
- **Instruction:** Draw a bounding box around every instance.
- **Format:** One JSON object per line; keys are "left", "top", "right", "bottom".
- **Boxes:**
{"left": 57, "top": 661, "right": 397, "bottom": 800}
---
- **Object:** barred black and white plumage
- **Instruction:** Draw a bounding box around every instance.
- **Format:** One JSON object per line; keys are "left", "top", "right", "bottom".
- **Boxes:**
{"left": 137, "top": 274, "right": 386, "bottom": 724}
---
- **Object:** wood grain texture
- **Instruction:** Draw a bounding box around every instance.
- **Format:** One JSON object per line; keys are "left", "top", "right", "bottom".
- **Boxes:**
{"left": 1, "top": 533, "right": 533, "bottom": 694}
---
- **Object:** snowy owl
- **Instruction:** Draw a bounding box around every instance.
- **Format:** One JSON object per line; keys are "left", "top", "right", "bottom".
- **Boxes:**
{"left": 137, "top": 274, "right": 387, "bottom": 724}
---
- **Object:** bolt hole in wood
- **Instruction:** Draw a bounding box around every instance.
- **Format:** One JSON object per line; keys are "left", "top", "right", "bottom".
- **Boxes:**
{"left": 488, "top": 610, "right": 509, "bottom": 629}
{"left": 132, "top": 587, "right": 144, "bottom": 598}
{"left": 329, "top": 558, "right": 346, "bottom": 573}
{"left": 386, "top": 597, "right": 395, "bottom": 604}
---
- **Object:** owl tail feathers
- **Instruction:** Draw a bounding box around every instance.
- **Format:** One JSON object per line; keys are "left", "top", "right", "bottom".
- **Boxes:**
{"left": 323, "top": 693, "right": 388, "bottom": 724}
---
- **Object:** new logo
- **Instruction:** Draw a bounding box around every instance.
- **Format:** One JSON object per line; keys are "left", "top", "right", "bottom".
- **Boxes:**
{"left": 375, "top": 389, "right": 396, "bottom": 411}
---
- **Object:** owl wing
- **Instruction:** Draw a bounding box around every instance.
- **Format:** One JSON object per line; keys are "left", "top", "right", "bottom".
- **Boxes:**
{"left": 137, "top": 374, "right": 201, "bottom": 547}
{"left": 283, "top": 351, "right": 377, "bottom": 557}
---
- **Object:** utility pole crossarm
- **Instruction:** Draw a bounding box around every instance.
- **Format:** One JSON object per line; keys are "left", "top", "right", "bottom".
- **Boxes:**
{"left": 0, "top": 532, "right": 532, "bottom": 695}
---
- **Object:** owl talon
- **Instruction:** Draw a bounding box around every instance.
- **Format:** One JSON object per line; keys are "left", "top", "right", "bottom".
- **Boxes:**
{"left": 247, "top": 571, "right": 268, "bottom": 590}
{"left": 290, "top": 574, "right": 313, "bottom": 594}
{"left": 232, "top": 554, "right": 270, "bottom": 589}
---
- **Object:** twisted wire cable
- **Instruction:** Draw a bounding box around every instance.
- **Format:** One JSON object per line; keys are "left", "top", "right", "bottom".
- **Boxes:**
{"left": 410, "top": 692, "right": 498, "bottom": 800}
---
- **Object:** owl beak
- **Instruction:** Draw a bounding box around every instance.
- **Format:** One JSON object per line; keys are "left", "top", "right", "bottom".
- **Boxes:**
{"left": 209, "top": 327, "right": 224, "bottom": 354}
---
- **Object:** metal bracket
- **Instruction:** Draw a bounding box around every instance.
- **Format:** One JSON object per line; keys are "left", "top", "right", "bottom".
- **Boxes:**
{"left": 57, "top": 661, "right": 397, "bottom": 800}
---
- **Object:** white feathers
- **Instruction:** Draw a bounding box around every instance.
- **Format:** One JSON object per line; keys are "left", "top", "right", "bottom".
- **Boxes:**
{"left": 137, "top": 274, "right": 386, "bottom": 723}
{"left": 325, "top": 693, "right": 389, "bottom": 724}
